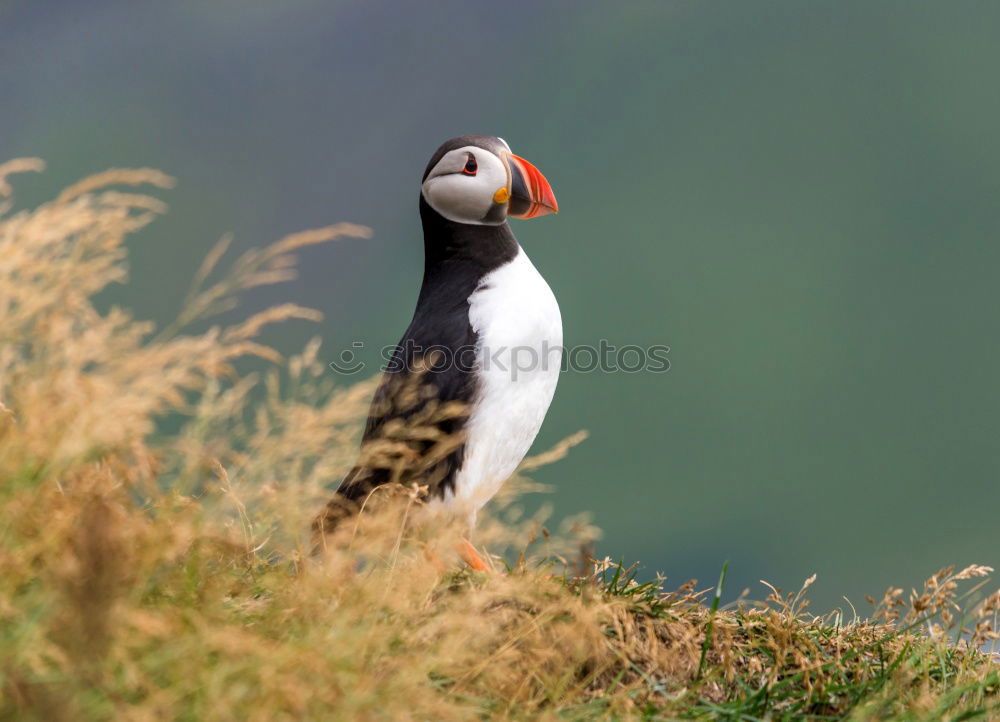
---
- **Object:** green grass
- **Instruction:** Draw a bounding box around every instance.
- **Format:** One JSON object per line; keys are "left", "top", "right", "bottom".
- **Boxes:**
{"left": 0, "top": 160, "right": 997, "bottom": 720}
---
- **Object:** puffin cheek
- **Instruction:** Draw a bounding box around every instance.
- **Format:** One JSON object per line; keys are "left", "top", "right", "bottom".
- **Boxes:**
{"left": 424, "top": 176, "right": 491, "bottom": 224}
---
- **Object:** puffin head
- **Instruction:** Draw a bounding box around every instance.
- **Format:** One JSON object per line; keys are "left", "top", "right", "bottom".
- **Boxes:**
{"left": 420, "top": 135, "right": 558, "bottom": 226}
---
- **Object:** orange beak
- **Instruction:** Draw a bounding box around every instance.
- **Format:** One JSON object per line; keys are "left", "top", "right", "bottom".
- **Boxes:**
{"left": 505, "top": 152, "right": 559, "bottom": 219}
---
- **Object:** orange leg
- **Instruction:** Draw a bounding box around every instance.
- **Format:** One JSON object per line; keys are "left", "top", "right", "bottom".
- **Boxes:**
{"left": 457, "top": 538, "right": 491, "bottom": 573}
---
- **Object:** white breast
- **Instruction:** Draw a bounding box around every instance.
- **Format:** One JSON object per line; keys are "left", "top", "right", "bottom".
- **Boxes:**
{"left": 442, "top": 247, "right": 562, "bottom": 522}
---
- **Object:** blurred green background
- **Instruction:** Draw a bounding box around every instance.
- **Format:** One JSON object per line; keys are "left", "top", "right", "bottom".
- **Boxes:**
{"left": 4, "top": 0, "right": 999, "bottom": 609}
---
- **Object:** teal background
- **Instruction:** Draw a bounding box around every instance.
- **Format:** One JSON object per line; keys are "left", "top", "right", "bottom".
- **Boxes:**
{"left": 4, "top": 1, "right": 999, "bottom": 609}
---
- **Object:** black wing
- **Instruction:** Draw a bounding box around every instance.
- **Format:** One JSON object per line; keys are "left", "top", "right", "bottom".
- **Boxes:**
{"left": 316, "top": 297, "right": 479, "bottom": 534}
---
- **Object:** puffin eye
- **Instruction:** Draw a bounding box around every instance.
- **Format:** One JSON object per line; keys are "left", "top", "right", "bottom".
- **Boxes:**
{"left": 462, "top": 154, "right": 477, "bottom": 176}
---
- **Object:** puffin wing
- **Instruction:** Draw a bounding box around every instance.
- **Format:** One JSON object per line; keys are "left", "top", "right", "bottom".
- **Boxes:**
{"left": 337, "top": 300, "right": 479, "bottom": 503}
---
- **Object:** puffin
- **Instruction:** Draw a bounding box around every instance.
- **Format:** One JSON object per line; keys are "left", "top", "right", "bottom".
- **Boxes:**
{"left": 316, "top": 135, "right": 561, "bottom": 570}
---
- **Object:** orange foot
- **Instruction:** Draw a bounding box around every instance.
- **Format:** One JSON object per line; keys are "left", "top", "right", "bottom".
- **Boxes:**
{"left": 457, "top": 538, "right": 491, "bottom": 573}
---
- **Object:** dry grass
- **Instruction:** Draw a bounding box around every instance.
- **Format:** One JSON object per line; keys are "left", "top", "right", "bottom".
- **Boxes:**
{"left": 0, "top": 160, "right": 997, "bottom": 721}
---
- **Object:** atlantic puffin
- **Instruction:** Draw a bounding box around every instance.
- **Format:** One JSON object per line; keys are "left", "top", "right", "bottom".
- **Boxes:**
{"left": 316, "top": 135, "right": 561, "bottom": 570}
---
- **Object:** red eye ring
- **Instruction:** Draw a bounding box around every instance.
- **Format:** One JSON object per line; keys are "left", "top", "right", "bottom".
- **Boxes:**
{"left": 462, "top": 154, "right": 477, "bottom": 175}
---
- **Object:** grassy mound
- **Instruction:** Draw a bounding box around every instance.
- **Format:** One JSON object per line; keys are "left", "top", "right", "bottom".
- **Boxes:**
{"left": 0, "top": 161, "right": 997, "bottom": 720}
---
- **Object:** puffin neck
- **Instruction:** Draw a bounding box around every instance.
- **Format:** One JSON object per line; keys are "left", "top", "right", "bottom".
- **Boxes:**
{"left": 418, "top": 196, "right": 519, "bottom": 281}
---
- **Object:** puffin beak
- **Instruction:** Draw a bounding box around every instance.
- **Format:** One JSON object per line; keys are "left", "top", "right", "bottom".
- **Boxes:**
{"left": 505, "top": 153, "right": 559, "bottom": 219}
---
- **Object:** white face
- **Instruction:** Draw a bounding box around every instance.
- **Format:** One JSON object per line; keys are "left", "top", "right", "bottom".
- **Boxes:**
{"left": 421, "top": 145, "right": 510, "bottom": 225}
